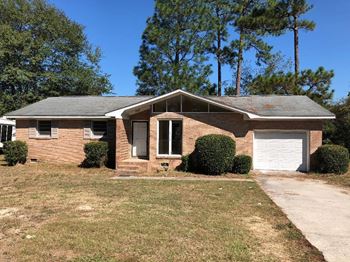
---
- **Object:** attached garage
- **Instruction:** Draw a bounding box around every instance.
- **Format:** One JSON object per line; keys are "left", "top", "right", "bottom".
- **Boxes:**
{"left": 253, "top": 131, "right": 309, "bottom": 172}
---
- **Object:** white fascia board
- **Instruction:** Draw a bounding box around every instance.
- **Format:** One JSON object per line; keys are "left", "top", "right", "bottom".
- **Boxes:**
{"left": 5, "top": 116, "right": 111, "bottom": 119}
{"left": 249, "top": 115, "right": 335, "bottom": 120}
{"left": 105, "top": 89, "right": 257, "bottom": 119}
{"left": 0, "top": 118, "right": 15, "bottom": 125}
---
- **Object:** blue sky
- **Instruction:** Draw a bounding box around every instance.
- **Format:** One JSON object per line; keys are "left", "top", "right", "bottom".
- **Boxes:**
{"left": 50, "top": 0, "right": 349, "bottom": 100}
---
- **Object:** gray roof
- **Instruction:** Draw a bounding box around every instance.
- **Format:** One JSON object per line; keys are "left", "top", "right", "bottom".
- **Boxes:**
{"left": 5, "top": 96, "right": 152, "bottom": 117}
{"left": 5, "top": 94, "right": 334, "bottom": 118}
{"left": 207, "top": 95, "right": 334, "bottom": 117}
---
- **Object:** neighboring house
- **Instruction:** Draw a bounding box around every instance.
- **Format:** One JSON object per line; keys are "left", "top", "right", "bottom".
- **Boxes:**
{"left": 5, "top": 89, "right": 335, "bottom": 174}
{"left": 0, "top": 117, "right": 16, "bottom": 149}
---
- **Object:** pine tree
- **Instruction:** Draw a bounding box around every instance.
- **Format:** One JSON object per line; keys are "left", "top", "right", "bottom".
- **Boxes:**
{"left": 223, "top": 0, "right": 277, "bottom": 96}
{"left": 246, "top": 67, "right": 334, "bottom": 106}
{"left": 274, "top": 0, "right": 315, "bottom": 81}
{"left": 134, "top": 0, "right": 213, "bottom": 95}
{"left": 207, "top": 0, "right": 233, "bottom": 96}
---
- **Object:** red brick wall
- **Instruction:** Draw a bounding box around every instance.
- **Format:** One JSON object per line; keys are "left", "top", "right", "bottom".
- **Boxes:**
{"left": 147, "top": 112, "right": 323, "bottom": 170}
{"left": 16, "top": 119, "right": 116, "bottom": 166}
{"left": 16, "top": 111, "right": 323, "bottom": 172}
{"left": 115, "top": 110, "right": 150, "bottom": 166}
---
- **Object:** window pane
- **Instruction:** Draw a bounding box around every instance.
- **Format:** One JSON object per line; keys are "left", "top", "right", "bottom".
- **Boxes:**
{"left": 182, "top": 96, "right": 208, "bottom": 112}
{"left": 209, "top": 104, "right": 230, "bottom": 112}
{"left": 6, "top": 126, "right": 12, "bottom": 141}
{"left": 167, "top": 96, "right": 181, "bottom": 112}
{"left": 158, "top": 121, "right": 169, "bottom": 154}
{"left": 1, "top": 125, "right": 7, "bottom": 142}
{"left": 38, "top": 121, "right": 51, "bottom": 136}
{"left": 92, "top": 121, "right": 107, "bottom": 136}
{"left": 171, "top": 121, "right": 182, "bottom": 155}
{"left": 153, "top": 100, "right": 166, "bottom": 112}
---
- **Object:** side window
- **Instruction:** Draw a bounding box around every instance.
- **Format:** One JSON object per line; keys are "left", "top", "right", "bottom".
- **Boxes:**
{"left": 37, "top": 121, "right": 52, "bottom": 137}
{"left": 92, "top": 121, "right": 107, "bottom": 138}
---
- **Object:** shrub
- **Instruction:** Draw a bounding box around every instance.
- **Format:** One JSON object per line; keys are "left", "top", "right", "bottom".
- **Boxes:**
{"left": 232, "top": 155, "right": 252, "bottom": 174}
{"left": 178, "top": 154, "right": 190, "bottom": 172}
{"left": 315, "top": 144, "right": 349, "bottom": 174}
{"left": 83, "top": 141, "right": 109, "bottom": 168}
{"left": 3, "top": 141, "right": 28, "bottom": 166}
{"left": 194, "top": 134, "right": 236, "bottom": 175}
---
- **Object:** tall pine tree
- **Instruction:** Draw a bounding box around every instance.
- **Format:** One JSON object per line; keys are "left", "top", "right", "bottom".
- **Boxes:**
{"left": 274, "top": 0, "right": 315, "bottom": 80}
{"left": 134, "top": 0, "right": 213, "bottom": 95}
{"left": 207, "top": 0, "right": 233, "bottom": 96}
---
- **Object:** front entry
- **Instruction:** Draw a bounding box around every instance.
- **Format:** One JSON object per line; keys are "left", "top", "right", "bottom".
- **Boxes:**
{"left": 132, "top": 121, "right": 148, "bottom": 157}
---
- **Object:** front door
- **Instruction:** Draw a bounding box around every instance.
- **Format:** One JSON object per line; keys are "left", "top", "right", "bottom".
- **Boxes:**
{"left": 132, "top": 121, "right": 148, "bottom": 157}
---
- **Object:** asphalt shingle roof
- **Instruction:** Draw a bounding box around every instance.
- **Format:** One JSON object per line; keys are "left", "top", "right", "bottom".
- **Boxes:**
{"left": 5, "top": 94, "right": 334, "bottom": 118}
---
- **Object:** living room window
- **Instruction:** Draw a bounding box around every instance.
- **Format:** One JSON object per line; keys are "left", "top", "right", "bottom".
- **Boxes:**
{"left": 92, "top": 121, "right": 107, "bottom": 138}
{"left": 37, "top": 120, "right": 51, "bottom": 137}
{"left": 158, "top": 120, "right": 182, "bottom": 156}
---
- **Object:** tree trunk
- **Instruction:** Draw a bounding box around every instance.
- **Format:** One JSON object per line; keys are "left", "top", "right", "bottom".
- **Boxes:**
{"left": 217, "top": 29, "right": 222, "bottom": 96}
{"left": 235, "top": 32, "right": 244, "bottom": 96}
{"left": 293, "top": 16, "right": 299, "bottom": 84}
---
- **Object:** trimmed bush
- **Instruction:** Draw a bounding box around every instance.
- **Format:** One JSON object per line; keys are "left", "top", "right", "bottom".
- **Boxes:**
{"left": 3, "top": 141, "right": 28, "bottom": 166}
{"left": 83, "top": 141, "right": 109, "bottom": 168}
{"left": 315, "top": 145, "right": 349, "bottom": 174}
{"left": 178, "top": 154, "right": 190, "bottom": 172}
{"left": 195, "top": 134, "right": 236, "bottom": 175}
{"left": 232, "top": 155, "right": 252, "bottom": 174}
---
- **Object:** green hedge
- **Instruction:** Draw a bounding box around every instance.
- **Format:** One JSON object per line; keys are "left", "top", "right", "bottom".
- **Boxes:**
{"left": 194, "top": 134, "right": 235, "bottom": 175}
{"left": 232, "top": 155, "right": 252, "bottom": 174}
{"left": 3, "top": 141, "right": 28, "bottom": 166}
{"left": 83, "top": 141, "right": 109, "bottom": 168}
{"left": 315, "top": 145, "right": 349, "bottom": 174}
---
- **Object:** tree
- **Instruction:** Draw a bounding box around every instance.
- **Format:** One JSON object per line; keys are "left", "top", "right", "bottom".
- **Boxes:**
{"left": 246, "top": 67, "right": 334, "bottom": 106}
{"left": 0, "top": 0, "right": 111, "bottom": 115}
{"left": 273, "top": 0, "right": 315, "bottom": 81}
{"left": 207, "top": 0, "right": 233, "bottom": 96}
{"left": 134, "top": 0, "right": 213, "bottom": 95}
{"left": 324, "top": 94, "right": 350, "bottom": 151}
{"left": 223, "top": 0, "right": 278, "bottom": 96}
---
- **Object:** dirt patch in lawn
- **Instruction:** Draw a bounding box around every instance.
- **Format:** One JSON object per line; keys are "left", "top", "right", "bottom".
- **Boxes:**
{"left": 244, "top": 216, "right": 291, "bottom": 261}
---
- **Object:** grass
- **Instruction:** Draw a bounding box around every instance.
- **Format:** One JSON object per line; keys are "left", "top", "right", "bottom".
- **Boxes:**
{"left": 0, "top": 157, "right": 324, "bottom": 261}
{"left": 308, "top": 165, "right": 350, "bottom": 188}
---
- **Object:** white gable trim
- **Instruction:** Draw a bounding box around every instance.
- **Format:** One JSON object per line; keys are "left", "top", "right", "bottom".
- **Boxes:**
{"left": 105, "top": 89, "right": 258, "bottom": 119}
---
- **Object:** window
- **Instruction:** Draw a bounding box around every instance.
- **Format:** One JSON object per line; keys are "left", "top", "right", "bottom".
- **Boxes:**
{"left": 167, "top": 96, "right": 181, "bottom": 112}
{"left": 92, "top": 121, "right": 107, "bottom": 137}
{"left": 153, "top": 100, "right": 166, "bottom": 112}
{"left": 152, "top": 95, "right": 232, "bottom": 113}
{"left": 182, "top": 96, "right": 208, "bottom": 112}
{"left": 158, "top": 120, "right": 182, "bottom": 156}
{"left": 0, "top": 125, "right": 7, "bottom": 142}
{"left": 37, "top": 121, "right": 51, "bottom": 137}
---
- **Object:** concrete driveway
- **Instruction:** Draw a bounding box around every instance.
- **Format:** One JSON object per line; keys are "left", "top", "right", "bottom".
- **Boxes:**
{"left": 256, "top": 174, "right": 350, "bottom": 262}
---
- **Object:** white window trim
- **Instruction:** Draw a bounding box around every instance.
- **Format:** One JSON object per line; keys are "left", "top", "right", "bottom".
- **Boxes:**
{"left": 156, "top": 119, "right": 182, "bottom": 158}
{"left": 36, "top": 120, "right": 52, "bottom": 139}
{"left": 91, "top": 120, "right": 108, "bottom": 139}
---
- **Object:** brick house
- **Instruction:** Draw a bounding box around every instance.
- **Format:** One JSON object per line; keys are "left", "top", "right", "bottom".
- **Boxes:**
{"left": 5, "top": 89, "right": 335, "bottom": 174}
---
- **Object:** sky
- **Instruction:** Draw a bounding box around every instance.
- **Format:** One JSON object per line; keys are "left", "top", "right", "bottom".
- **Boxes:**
{"left": 49, "top": 0, "right": 350, "bottom": 100}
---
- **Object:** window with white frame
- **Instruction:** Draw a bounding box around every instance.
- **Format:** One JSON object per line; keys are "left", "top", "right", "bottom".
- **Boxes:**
{"left": 92, "top": 121, "right": 107, "bottom": 138}
{"left": 158, "top": 120, "right": 182, "bottom": 156}
{"left": 37, "top": 121, "right": 51, "bottom": 137}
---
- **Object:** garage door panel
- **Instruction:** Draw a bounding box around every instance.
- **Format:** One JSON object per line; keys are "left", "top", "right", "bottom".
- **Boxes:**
{"left": 253, "top": 131, "right": 308, "bottom": 171}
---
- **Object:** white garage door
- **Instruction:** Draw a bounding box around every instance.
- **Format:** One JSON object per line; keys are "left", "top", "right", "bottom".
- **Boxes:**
{"left": 253, "top": 131, "right": 308, "bottom": 171}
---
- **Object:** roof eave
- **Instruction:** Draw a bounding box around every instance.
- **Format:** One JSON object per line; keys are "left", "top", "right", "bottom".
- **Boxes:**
{"left": 5, "top": 115, "right": 112, "bottom": 119}
{"left": 105, "top": 89, "right": 257, "bottom": 119}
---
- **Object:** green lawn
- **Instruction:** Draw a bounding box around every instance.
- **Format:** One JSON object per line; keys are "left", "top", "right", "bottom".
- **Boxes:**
{"left": 0, "top": 159, "right": 324, "bottom": 261}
